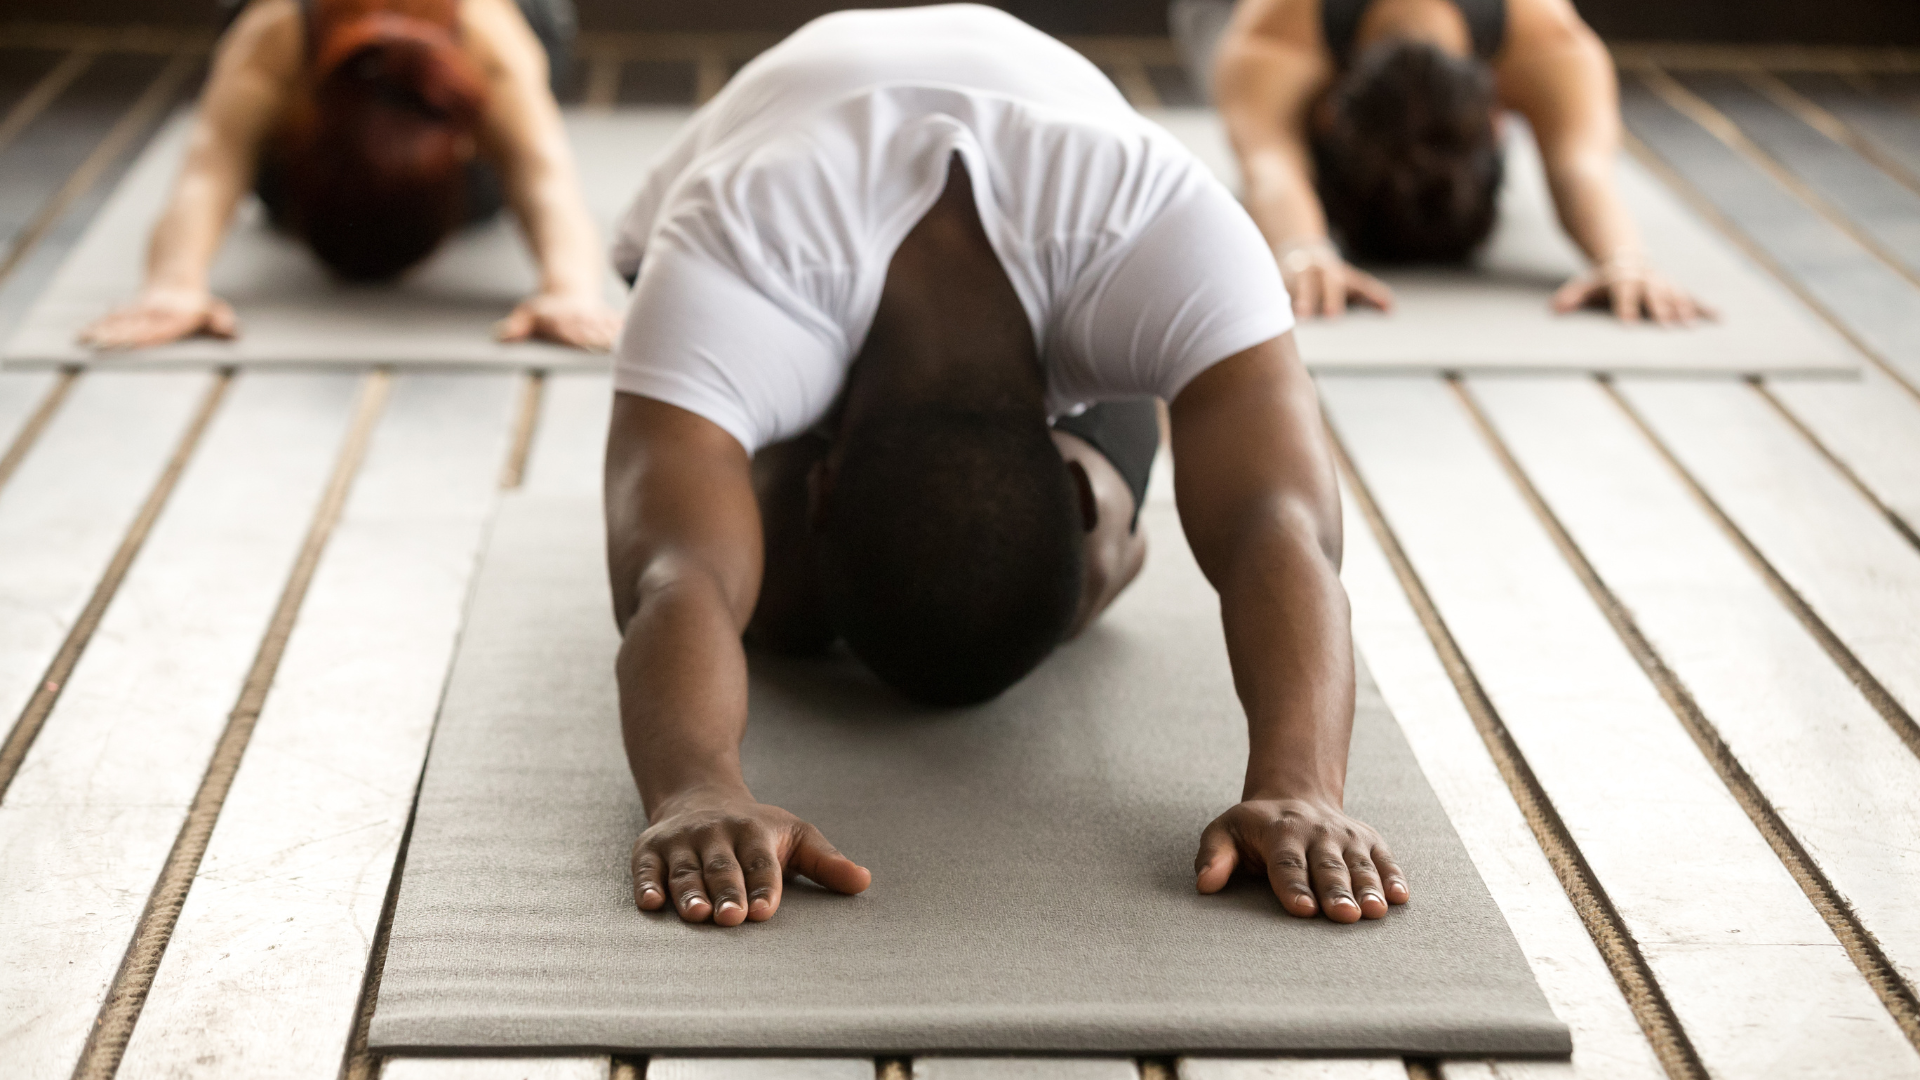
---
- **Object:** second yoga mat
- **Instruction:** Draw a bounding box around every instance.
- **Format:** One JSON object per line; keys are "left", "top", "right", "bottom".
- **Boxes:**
{"left": 369, "top": 490, "right": 1570, "bottom": 1057}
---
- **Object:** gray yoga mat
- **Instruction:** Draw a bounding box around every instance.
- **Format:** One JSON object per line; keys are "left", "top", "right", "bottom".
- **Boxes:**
{"left": 1, "top": 108, "right": 689, "bottom": 371}
{"left": 369, "top": 491, "right": 1570, "bottom": 1057}
{"left": 1149, "top": 106, "right": 1859, "bottom": 376}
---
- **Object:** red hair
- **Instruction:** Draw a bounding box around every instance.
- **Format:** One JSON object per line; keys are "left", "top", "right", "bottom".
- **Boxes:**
{"left": 275, "top": 0, "right": 491, "bottom": 280}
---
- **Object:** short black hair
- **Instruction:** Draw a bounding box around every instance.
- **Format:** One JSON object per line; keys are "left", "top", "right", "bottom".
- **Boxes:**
{"left": 817, "top": 407, "right": 1084, "bottom": 708}
{"left": 1312, "top": 39, "right": 1504, "bottom": 263}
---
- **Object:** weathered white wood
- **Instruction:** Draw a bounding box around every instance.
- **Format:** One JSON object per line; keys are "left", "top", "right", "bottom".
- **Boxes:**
{"left": 382, "top": 1057, "right": 612, "bottom": 1080}
{"left": 0, "top": 370, "right": 211, "bottom": 731}
{"left": 1618, "top": 379, "right": 1920, "bottom": 726}
{"left": 115, "top": 374, "right": 519, "bottom": 1079}
{"left": 1439, "top": 1063, "right": 1576, "bottom": 1080}
{"left": 0, "top": 369, "right": 54, "bottom": 452}
{"left": 0, "top": 373, "right": 361, "bottom": 1078}
{"left": 524, "top": 371, "right": 612, "bottom": 497}
{"left": 914, "top": 1060, "right": 1136, "bottom": 1079}
{"left": 1472, "top": 375, "right": 1920, "bottom": 993}
{"left": 1337, "top": 492, "right": 1664, "bottom": 1079}
{"left": 1320, "top": 374, "right": 1920, "bottom": 1079}
{"left": 1178, "top": 1059, "right": 1405, "bottom": 1079}
{"left": 1766, "top": 366, "right": 1920, "bottom": 535}
{"left": 646, "top": 1061, "right": 871, "bottom": 1080}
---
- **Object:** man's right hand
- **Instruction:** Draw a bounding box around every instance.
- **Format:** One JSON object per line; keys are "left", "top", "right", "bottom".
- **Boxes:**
{"left": 631, "top": 788, "right": 871, "bottom": 926}
{"left": 79, "top": 288, "right": 239, "bottom": 350}
{"left": 1278, "top": 240, "right": 1395, "bottom": 319}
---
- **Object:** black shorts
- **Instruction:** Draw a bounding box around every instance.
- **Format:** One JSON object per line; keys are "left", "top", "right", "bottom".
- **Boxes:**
{"left": 1052, "top": 398, "right": 1160, "bottom": 532}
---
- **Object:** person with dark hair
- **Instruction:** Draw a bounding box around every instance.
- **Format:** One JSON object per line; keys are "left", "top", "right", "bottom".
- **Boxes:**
{"left": 607, "top": 5, "right": 1407, "bottom": 930}
{"left": 1196, "top": 0, "right": 1711, "bottom": 322}
{"left": 80, "top": 0, "right": 617, "bottom": 351}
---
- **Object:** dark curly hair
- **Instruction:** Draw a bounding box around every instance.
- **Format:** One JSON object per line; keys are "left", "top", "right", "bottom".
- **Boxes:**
{"left": 1312, "top": 39, "right": 1504, "bottom": 263}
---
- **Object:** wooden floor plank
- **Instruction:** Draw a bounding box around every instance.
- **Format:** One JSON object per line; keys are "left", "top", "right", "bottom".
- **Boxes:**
{"left": 1779, "top": 73, "right": 1920, "bottom": 188}
{"left": 1438, "top": 1063, "right": 1576, "bottom": 1080}
{"left": 0, "top": 369, "right": 56, "bottom": 459}
{"left": 1620, "top": 80, "right": 1920, "bottom": 390}
{"left": 0, "top": 371, "right": 212, "bottom": 741}
{"left": 1338, "top": 489, "right": 1665, "bottom": 1079}
{"left": 522, "top": 371, "right": 613, "bottom": 496}
{"left": 0, "top": 373, "right": 361, "bottom": 1079}
{"left": 1765, "top": 366, "right": 1920, "bottom": 540}
{"left": 1614, "top": 379, "right": 1920, "bottom": 738}
{"left": 382, "top": 1057, "right": 612, "bottom": 1080}
{"left": 1470, "top": 374, "right": 1920, "bottom": 1006}
{"left": 913, "top": 1060, "right": 1137, "bottom": 1079}
{"left": 1320, "top": 374, "right": 1920, "bottom": 1079}
{"left": 1178, "top": 1059, "right": 1405, "bottom": 1079}
{"left": 114, "top": 374, "right": 519, "bottom": 1080}
{"left": 1677, "top": 72, "right": 1920, "bottom": 279}
{"left": 646, "top": 1061, "right": 872, "bottom": 1080}
{"left": 0, "top": 52, "right": 165, "bottom": 254}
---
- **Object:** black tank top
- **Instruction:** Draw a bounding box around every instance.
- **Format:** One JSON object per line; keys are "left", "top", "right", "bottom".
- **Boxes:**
{"left": 1322, "top": 0, "right": 1506, "bottom": 66}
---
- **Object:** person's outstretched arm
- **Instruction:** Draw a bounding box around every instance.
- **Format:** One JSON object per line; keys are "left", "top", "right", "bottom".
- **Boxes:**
{"left": 79, "top": 0, "right": 300, "bottom": 349}
{"left": 1214, "top": 0, "right": 1394, "bottom": 319}
{"left": 1170, "top": 332, "right": 1407, "bottom": 923}
{"left": 466, "top": 0, "right": 620, "bottom": 350}
{"left": 1499, "top": 0, "right": 1712, "bottom": 324}
{"left": 606, "top": 392, "right": 872, "bottom": 926}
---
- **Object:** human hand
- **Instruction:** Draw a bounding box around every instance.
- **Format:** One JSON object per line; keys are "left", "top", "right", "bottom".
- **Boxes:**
{"left": 78, "top": 288, "right": 238, "bottom": 350}
{"left": 631, "top": 788, "right": 871, "bottom": 926}
{"left": 495, "top": 290, "right": 621, "bottom": 352}
{"left": 1278, "top": 239, "right": 1395, "bottom": 319}
{"left": 1551, "top": 256, "right": 1716, "bottom": 326}
{"left": 1195, "top": 796, "right": 1408, "bottom": 923}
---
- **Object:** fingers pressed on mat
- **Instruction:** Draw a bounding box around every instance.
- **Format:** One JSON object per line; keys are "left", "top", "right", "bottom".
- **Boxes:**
{"left": 701, "top": 840, "right": 750, "bottom": 927}
{"left": 1193, "top": 822, "right": 1238, "bottom": 894}
{"left": 737, "top": 836, "right": 784, "bottom": 920}
{"left": 631, "top": 846, "right": 668, "bottom": 911}
{"left": 1310, "top": 838, "right": 1361, "bottom": 923}
{"left": 1345, "top": 847, "right": 1388, "bottom": 919}
{"left": 665, "top": 846, "right": 712, "bottom": 922}
{"left": 1375, "top": 844, "right": 1410, "bottom": 905}
{"left": 1265, "top": 831, "right": 1317, "bottom": 918}
{"left": 789, "top": 823, "right": 872, "bottom": 896}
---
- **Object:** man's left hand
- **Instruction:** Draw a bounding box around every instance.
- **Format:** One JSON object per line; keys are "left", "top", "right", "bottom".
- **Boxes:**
{"left": 1195, "top": 797, "right": 1409, "bottom": 923}
{"left": 496, "top": 290, "right": 621, "bottom": 351}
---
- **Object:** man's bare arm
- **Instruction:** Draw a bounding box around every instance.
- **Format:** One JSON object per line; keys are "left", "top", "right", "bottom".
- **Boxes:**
{"left": 79, "top": 0, "right": 300, "bottom": 348}
{"left": 606, "top": 393, "right": 870, "bottom": 926}
{"left": 466, "top": 0, "right": 620, "bottom": 350}
{"left": 1170, "top": 334, "right": 1407, "bottom": 922}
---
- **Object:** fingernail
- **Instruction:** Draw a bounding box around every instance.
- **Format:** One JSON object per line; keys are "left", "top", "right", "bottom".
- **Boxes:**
{"left": 719, "top": 900, "right": 742, "bottom": 914}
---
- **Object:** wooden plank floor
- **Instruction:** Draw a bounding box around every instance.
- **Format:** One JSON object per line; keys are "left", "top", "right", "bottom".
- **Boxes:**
{"left": 1, "top": 26, "right": 1918, "bottom": 1080}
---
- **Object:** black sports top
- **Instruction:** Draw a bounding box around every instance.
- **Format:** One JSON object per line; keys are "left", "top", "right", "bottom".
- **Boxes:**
{"left": 1322, "top": 0, "right": 1507, "bottom": 66}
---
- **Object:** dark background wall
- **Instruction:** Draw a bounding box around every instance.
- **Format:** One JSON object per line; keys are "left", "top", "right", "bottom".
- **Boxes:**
{"left": 7, "top": 0, "right": 1918, "bottom": 45}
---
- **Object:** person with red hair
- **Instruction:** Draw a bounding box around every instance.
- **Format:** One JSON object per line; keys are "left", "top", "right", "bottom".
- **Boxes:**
{"left": 81, "top": 0, "right": 617, "bottom": 351}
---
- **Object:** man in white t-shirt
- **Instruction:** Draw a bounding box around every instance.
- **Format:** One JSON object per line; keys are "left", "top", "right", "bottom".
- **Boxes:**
{"left": 605, "top": 4, "right": 1409, "bottom": 930}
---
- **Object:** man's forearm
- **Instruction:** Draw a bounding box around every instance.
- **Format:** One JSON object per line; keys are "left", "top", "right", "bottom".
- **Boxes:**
{"left": 1215, "top": 512, "right": 1355, "bottom": 804}
{"left": 616, "top": 567, "right": 755, "bottom": 816}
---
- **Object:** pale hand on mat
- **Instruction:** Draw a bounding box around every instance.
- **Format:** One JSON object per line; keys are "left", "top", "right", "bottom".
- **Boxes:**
{"left": 1551, "top": 257, "right": 1717, "bottom": 326}
{"left": 1278, "top": 240, "right": 1395, "bottom": 320}
{"left": 78, "top": 288, "right": 239, "bottom": 350}
{"left": 494, "top": 291, "right": 621, "bottom": 352}
{"left": 631, "top": 790, "right": 872, "bottom": 927}
{"left": 1195, "top": 797, "right": 1409, "bottom": 923}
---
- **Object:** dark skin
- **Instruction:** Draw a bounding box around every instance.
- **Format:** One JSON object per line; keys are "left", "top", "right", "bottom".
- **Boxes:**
{"left": 605, "top": 161, "right": 1409, "bottom": 929}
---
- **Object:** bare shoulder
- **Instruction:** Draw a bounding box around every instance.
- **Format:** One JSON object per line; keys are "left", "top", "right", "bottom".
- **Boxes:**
{"left": 458, "top": 0, "right": 549, "bottom": 85}
{"left": 1223, "top": 0, "right": 1327, "bottom": 51}
{"left": 1501, "top": 0, "right": 1603, "bottom": 55}
{"left": 215, "top": 0, "right": 304, "bottom": 80}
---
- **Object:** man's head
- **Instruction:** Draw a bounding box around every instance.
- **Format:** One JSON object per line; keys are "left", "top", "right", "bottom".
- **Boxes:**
{"left": 1311, "top": 39, "right": 1503, "bottom": 264}
{"left": 276, "top": 18, "right": 487, "bottom": 281}
{"left": 812, "top": 404, "right": 1085, "bottom": 708}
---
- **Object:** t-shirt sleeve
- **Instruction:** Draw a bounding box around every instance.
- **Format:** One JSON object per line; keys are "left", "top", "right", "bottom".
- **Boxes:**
{"left": 1051, "top": 173, "right": 1294, "bottom": 405}
{"left": 612, "top": 234, "right": 846, "bottom": 455}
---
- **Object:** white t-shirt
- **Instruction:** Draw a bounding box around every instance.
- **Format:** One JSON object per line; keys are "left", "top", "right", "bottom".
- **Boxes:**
{"left": 610, "top": 3, "right": 1292, "bottom": 454}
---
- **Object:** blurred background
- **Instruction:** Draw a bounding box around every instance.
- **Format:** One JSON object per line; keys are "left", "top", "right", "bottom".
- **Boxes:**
{"left": 11, "top": 0, "right": 1920, "bottom": 44}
